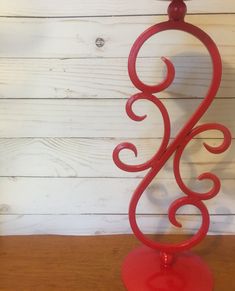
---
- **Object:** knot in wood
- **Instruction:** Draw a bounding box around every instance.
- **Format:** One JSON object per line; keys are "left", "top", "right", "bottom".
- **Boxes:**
{"left": 95, "top": 37, "right": 105, "bottom": 48}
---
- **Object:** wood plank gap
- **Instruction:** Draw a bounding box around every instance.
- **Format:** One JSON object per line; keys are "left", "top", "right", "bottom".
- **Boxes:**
{"left": 0, "top": 137, "right": 231, "bottom": 140}
{"left": 0, "top": 56, "right": 225, "bottom": 59}
{"left": 0, "top": 97, "right": 233, "bottom": 100}
{"left": 0, "top": 213, "right": 233, "bottom": 216}
{"left": 0, "top": 176, "right": 234, "bottom": 180}
{"left": 0, "top": 176, "right": 133, "bottom": 179}
{"left": 0, "top": 12, "right": 234, "bottom": 19}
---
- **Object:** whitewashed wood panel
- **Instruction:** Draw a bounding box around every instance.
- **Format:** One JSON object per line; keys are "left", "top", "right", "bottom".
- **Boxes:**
{"left": 0, "top": 0, "right": 234, "bottom": 17}
{"left": 0, "top": 138, "right": 233, "bottom": 179}
{"left": 0, "top": 56, "right": 234, "bottom": 99}
{"left": 0, "top": 178, "right": 233, "bottom": 215}
{"left": 0, "top": 3, "right": 233, "bottom": 237}
{"left": 0, "top": 15, "right": 234, "bottom": 58}
{"left": 0, "top": 99, "right": 233, "bottom": 138}
{"left": 0, "top": 214, "right": 234, "bottom": 235}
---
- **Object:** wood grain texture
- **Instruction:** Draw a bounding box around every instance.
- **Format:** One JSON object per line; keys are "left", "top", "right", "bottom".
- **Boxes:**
{"left": 0, "top": 56, "right": 234, "bottom": 99}
{"left": 0, "top": 2, "right": 234, "bottom": 237}
{"left": 0, "top": 138, "right": 233, "bottom": 179}
{"left": 0, "top": 235, "right": 234, "bottom": 290}
{"left": 0, "top": 177, "right": 234, "bottom": 215}
{"left": 0, "top": 213, "right": 234, "bottom": 235}
{"left": 0, "top": 99, "right": 233, "bottom": 138}
{"left": 0, "top": 15, "right": 234, "bottom": 58}
{"left": 0, "top": 0, "right": 235, "bottom": 17}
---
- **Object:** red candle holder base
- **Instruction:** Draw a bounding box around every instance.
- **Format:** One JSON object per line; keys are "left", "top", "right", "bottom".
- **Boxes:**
{"left": 113, "top": 1, "right": 232, "bottom": 290}
{"left": 122, "top": 246, "right": 213, "bottom": 291}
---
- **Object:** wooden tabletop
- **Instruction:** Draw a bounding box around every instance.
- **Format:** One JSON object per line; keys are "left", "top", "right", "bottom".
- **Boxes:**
{"left": 0, "top": 235, "right": 234, "bottom": 290}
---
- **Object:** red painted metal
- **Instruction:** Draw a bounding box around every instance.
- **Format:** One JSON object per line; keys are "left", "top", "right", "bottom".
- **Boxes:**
{"left": 122, "top": 246, "right": 214, "bottom": 291}
{"left": 113, "top": 0, "right": 232, "bottom": 289}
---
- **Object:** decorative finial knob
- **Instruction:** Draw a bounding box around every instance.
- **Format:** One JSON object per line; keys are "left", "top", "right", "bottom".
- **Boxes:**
{"left": 168, "top": 0, "right": 187, "bottom": 21}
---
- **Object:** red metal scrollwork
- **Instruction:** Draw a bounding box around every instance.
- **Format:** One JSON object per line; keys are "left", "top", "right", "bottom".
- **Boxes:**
{"left": 113, "top": 0, "right": 232, "bottom": 261}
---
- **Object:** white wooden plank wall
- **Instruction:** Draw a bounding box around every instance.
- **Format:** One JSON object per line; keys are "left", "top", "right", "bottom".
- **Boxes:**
{"left": 0, "top": 1, "right": 234, "bottom": 236}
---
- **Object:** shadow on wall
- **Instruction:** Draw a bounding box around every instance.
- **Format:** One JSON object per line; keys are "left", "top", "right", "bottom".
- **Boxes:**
{"left": 133, "top": 52, "right": 234, "bottom": 236}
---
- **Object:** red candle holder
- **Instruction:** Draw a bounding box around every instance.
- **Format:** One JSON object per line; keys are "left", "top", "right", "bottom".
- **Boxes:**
{"left": 113, "top": 0, "right": 232, "bottom": 290}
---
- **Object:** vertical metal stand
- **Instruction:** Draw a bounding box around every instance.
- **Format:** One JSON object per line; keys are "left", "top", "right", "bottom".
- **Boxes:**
{"left": 113, "top": 0, "right": 232, "bottom": 290}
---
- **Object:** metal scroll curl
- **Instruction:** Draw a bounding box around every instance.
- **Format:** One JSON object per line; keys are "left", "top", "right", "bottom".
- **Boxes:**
{"left": 113, "top": 15, "right": 232, "bottom": 254}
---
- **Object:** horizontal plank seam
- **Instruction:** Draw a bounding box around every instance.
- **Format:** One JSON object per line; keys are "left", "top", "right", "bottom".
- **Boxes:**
{"left": 0, "top": 12, "right": 235, "bottom": 19}
{"left": 0, "top": 137, "right": 230, "bottom": 140}
{"left": 0, "top": 176, "right": 233, "bottom": 180}
{"left": 0, "top": 97, "right": 233, "bottom": 100}
{"left": 0, "top": 56, "right": 234, "bottom": 60}
{"left": 0, "top": 213, "right": 233, "bottom": 216}
{"left": 0, "top": 137, "right": 231, "bottom": 140}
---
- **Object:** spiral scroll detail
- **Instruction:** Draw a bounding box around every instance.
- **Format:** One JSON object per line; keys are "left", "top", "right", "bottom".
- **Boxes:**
{"left": 113, "top": 10, "right": 232, "bottom": 254}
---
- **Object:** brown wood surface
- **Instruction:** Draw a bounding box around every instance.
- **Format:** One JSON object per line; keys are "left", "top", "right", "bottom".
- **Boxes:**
{"left": 0, "top": 235, "right": 234, "bottom": 290}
